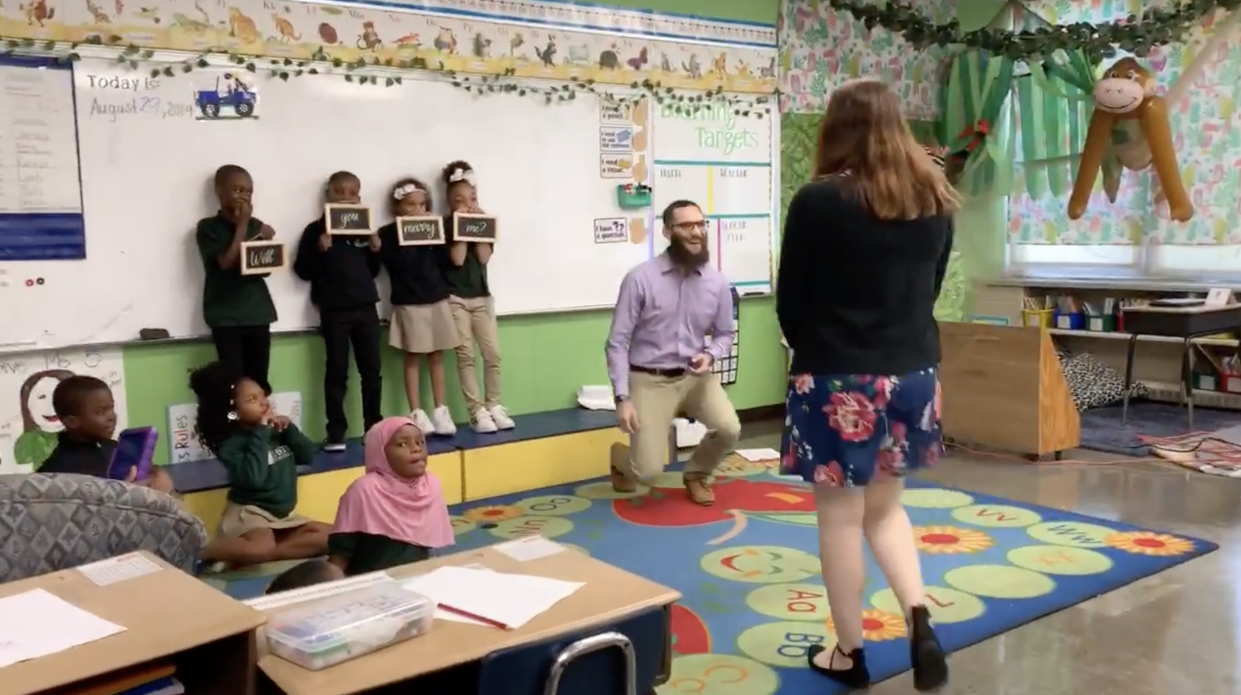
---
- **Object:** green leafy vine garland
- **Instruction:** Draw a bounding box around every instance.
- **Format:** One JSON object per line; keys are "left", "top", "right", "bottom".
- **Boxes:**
{"left": 828, "top": 0, "right": 1239, "bottom": 61}
{"left": 0, "top": 34, "right": 772, "bottom": 117}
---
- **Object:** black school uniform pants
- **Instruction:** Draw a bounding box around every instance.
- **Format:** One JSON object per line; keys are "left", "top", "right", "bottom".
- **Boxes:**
{"left": 320, "top": 305, "right": 383, "bottom": 442}
{"left": 211, "top": 325, "right": 272, "bottom": 394}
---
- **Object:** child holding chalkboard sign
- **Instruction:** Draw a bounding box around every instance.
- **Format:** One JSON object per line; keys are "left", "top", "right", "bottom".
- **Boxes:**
{"left": 441, "top": 161, "right": 512, "bottom": 433}
{"left": 293, "top": 171, "right": 383, "bottom": 452}
{"left": 378, "top": 178, "right": 459, "bottom": 436}
{"left": 196, "top": 164, "right": 278, "bottom": 393}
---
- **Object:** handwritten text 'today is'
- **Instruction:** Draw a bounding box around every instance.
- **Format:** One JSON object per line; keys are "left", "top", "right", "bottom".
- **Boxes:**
{"left": 83, "top": 74, "right": 193, "bottom": 122}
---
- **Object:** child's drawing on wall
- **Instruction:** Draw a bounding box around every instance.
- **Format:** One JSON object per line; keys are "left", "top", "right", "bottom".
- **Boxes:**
{"left": 14, "top": 369, "right": 74, "bottom": 468}
{"left": 0, "top": 348, "right": 128, "bottom": 474}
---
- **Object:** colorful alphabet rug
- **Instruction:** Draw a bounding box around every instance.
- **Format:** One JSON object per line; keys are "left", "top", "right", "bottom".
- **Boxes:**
{"left": 207, "top": 463, "right": 1216, "bottom": 694}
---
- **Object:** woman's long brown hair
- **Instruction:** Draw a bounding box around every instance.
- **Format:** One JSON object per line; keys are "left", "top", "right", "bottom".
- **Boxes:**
{"left": 814, "top": 78, "right": 961, "bottom": 220}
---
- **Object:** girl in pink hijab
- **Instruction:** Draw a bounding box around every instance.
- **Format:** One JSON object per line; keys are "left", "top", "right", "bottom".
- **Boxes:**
{"left": 328, "top": 416, "right": 455, "bottom": 575}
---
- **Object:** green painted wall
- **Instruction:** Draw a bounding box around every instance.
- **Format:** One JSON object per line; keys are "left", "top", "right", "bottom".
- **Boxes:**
{"left": 129, "top": 0, "right": 787, "bottom": 464}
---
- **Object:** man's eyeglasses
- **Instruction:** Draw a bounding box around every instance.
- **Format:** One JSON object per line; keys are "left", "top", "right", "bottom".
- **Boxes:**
{"left": 672, "top": 220, "right": 709, "bottom": 232}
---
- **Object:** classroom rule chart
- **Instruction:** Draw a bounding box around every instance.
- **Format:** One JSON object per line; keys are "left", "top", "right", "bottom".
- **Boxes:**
{"left": 651, "top": 103, "right": 774, "bottom": 294}
{"left": 0, "top": 60, "right": 86, "bottom": 261}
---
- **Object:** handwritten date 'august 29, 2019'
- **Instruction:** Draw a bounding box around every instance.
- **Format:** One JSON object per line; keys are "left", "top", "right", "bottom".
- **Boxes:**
{"left": 88, "top": 96, "right": 194, "bottom": 122}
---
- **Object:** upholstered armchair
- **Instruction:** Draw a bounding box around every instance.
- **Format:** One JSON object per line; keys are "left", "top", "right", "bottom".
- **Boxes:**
{"left": 0, "top": 473, "right": 207, "bottom": 582}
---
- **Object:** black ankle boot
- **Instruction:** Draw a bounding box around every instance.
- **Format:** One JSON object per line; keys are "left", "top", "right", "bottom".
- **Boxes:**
{"left": 909, "top": 605, "right": 948, "bottom": 691}
{"left": 807, "top": 644, "right": 870, "bottom": 689}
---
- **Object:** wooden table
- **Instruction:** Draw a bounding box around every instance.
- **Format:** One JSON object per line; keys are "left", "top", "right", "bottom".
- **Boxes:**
{"left": 1120, "top": 303, "right": 1241, "bottom": 429}
{"left": 257, "top": 546, "right": 680, "bottom": 695}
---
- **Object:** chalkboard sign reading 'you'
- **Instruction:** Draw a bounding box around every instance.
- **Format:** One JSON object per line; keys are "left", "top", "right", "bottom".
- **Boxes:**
{"left": 240, "top": 240, "right": 286, "bottom": 276}
{"left": 396, "top": 216, "right": 445, "bottom": 246}
{"left": 453, "top": 213, "right": 498, "bottom": 243}
{"left": 325, "top": 204, "right": 373, "bottom": 235}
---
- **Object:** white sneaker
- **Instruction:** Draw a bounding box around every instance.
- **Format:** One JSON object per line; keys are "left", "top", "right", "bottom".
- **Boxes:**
{"left": 409, "top": 408, "right": 436, "bottom": 435}
{"left": 431, "top": 405, "right": 457, "bottom": 436}
{"left": 488, "top": 404, "right": 515, "bottom": 430}
{"left": 471, "top": 407, "right": 498, "bottom": 433}
{"left": 323, "top": 439, "right": 347, "bottom": 453}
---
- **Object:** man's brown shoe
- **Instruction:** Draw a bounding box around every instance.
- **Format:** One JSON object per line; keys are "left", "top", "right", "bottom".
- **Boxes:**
{"left": 684, "top": 475, "right": 715, "bottom": 506}
{"left": 610, "top": 442, "right": 638, "bottom": 493}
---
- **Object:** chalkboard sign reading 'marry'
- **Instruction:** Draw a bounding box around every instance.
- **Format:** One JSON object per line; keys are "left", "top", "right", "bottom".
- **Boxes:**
{"left": 396, "top": 216, "right": 445, "bottom": 246}
{"left": 325, "top": 203, "right": 373, "bottom": 235}
{"left": 453, "top": 213, "right": 498, "bottom": 243}
{"left": 240, "top": 241, "right": 286, "bottom": 276}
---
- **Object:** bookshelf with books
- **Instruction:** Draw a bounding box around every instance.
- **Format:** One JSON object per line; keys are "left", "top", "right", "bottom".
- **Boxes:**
{"left": 970, "top": 281, "right": 1241, "bottom": 410}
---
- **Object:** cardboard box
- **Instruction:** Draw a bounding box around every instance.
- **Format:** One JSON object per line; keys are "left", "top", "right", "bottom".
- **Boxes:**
{"left": 0, "top": 552, "right": 264, "bottom": 695}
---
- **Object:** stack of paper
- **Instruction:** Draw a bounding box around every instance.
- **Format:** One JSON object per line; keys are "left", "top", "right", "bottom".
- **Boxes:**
{"left": 0, "top": 589, "right": 126, "bottom": 669}
{"left": 403, "top": 566, "right": 583, "bottom": 630}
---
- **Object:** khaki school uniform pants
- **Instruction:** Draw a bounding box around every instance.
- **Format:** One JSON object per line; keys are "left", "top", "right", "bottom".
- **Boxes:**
{"left": 625, "top": 371, "right": 742, "bottom": 479}
{"left": 449, "top": 295, "right": 502, "bottom": 411}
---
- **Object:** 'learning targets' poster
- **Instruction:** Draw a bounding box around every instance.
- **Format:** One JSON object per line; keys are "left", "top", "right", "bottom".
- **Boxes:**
{"left": 0, "top": 348, "right": 126, "bottom": 474}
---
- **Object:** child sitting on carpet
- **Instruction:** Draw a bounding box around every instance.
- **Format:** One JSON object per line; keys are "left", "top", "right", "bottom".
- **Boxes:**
{"left": 328, "top": 416, "right": 454, "bottom": 575}
{"left": 265, "top": 559, "right": 345, "bottom": 594}
{"left": 41, "top": 375, "right": 176, "bottom": 494}
{"left": 191, "top": 360, "right": 331, "bottom": 567}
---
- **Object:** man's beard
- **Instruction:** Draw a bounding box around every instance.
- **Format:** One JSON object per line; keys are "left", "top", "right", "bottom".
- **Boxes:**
{"left": 668, "top": 237, "right": 710, "bottom": 268}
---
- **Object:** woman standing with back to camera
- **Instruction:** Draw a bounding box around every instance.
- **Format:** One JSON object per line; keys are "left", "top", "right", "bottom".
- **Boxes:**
{"left": 777, "top": 78, "right": 957, "bottom": 692}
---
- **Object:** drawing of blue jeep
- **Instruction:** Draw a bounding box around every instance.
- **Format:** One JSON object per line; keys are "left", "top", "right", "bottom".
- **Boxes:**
{"left": 195, "top": 74, "right": 257, "bottom": 118}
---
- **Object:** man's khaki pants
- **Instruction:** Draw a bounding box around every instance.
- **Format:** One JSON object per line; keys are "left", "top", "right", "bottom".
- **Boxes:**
{"left": 625, "top": 371, "right": 741, "bottom": 480}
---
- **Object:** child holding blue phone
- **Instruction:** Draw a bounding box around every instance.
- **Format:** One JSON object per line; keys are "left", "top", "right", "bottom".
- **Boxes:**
{"left": 191, "top": 360, "right": 331, "bottom": 567}
{"left": 40, "top": 376, "right": 175, "bottom": 493}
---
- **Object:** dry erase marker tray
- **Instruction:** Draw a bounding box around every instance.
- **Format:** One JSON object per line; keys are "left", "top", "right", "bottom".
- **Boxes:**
{"left": 266, "top": 583, "right": 435, "bottom": 671}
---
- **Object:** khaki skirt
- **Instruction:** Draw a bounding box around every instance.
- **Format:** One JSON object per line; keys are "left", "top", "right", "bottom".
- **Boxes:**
{"left": 389, "top": 300, "right": 460, "bottom": 354}
{"left": 218, "top": 503, "right": 310, "bottom": 538}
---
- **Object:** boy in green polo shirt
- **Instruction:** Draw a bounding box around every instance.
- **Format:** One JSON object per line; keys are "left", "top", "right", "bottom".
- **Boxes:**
{"left": 196, "top": 164, "right": 278, "bottom": 393}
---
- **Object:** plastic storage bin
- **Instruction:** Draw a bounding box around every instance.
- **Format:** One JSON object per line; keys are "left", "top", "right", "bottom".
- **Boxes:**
{"left": 266, "top": 583, "right": 435, "bottom": 671}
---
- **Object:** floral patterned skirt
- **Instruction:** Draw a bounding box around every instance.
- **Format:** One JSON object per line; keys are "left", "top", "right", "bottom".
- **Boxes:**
{"left": 781, "top": 368, "right": 943, "bottom": 488}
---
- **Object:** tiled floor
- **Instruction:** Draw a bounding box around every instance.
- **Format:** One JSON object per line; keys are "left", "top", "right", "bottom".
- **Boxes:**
{"left": 733, "top": 421, "right": 1241, "bottom": 694}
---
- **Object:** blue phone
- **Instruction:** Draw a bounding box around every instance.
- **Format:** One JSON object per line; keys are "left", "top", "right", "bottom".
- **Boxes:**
{"left": 108, "top": 427, "right": 159, "bottom": 481}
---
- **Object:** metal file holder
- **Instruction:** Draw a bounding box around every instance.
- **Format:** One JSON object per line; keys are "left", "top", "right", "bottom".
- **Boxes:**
{"left": 542, "top": 631, "right": 637, "bottom": 695}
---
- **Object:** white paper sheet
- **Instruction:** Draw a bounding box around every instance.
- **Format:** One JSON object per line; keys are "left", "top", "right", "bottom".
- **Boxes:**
{"left": 403, "top": 566, "right": 583, "bottom": 630}
{"left": 735, "top": 447, "right": 781, "bottom": 462}
{"left": 0, "top": 589, "right": 126, "bottom": 669}
{"left": 494, "top": 536, "right": 567, "bottom": 562}
{"left": 76, "top": 553, "right": 162, "bottom": 586}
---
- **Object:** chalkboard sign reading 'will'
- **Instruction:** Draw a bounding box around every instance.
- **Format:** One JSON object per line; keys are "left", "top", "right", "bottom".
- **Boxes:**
{"left": 396, "top": 216, "right": 445, "bottom": 246}
{"left": 325, "top": 204, "right": 373, "bottom": 235}
{"left": 453, "top": 213, "right": 498, "bottom": 242}
{"left": 240, "top": 240, "right": 286, "bottom": 276}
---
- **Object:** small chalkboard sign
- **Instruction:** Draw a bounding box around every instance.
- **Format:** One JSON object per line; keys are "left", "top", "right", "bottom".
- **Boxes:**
{"left": 240, "top": 240, "right": 286, "bottom": 276}
{"left": 396, "top": 216, "right": 445, "bottom": 246}
{"left": 325, "top": 203, "right": 373, "bottom": 235}
{"left": 453, "top": 213, "right": 498, "bottom": 243}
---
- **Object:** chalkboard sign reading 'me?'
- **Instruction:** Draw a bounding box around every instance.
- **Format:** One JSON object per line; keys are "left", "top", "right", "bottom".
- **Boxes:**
{"left": 453, "top": 212, "right": 498, "bottom": 242}
{"left": 240, "top": 240, "right": 286, "bottom": 276}
{"left": 396, "top": 216, "right": 445, "bottom": 246}
{"left": 325, "top": 203, "right": 373, "bottom": 235}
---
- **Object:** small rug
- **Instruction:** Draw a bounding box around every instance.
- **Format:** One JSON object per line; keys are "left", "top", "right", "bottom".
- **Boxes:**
{"left": 1079, "top": 401, "right": 1238, "bottom": 456}
{"left": 202, "top": 463, "right": 1216, "bottom": 694}
{"left": 1141, "top": 431, "right": 1241, "bottom": 478}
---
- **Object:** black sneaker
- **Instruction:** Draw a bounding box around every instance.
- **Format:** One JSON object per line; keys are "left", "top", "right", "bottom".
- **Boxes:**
{"left": 322, "top": 439, "right": 346, "bottom": 453}
{"left": 909, "top": 605, "right": 948, "bottom": 691}
{"left": 807, "top": 644, "right": 870, "bottom": 690}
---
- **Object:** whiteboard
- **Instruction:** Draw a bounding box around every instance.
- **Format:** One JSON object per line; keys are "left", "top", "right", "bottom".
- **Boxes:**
{"left": 0, "top": 56, "right": 661, "bottom": 350}
{"left": 651, "top": 102, "right": 776, "bottom": 295}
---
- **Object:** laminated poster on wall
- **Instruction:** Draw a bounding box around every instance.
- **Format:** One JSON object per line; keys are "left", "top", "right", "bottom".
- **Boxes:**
{"left": 0, "top": 348, "right": 127, "bottom": 474}
{"left": 168, "top": 391, "right": 302, "bottom": 464}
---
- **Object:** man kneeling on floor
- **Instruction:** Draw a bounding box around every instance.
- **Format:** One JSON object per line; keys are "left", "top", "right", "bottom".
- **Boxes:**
{"left": 604, "top": 199, "right": 742, "bottom": 506}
